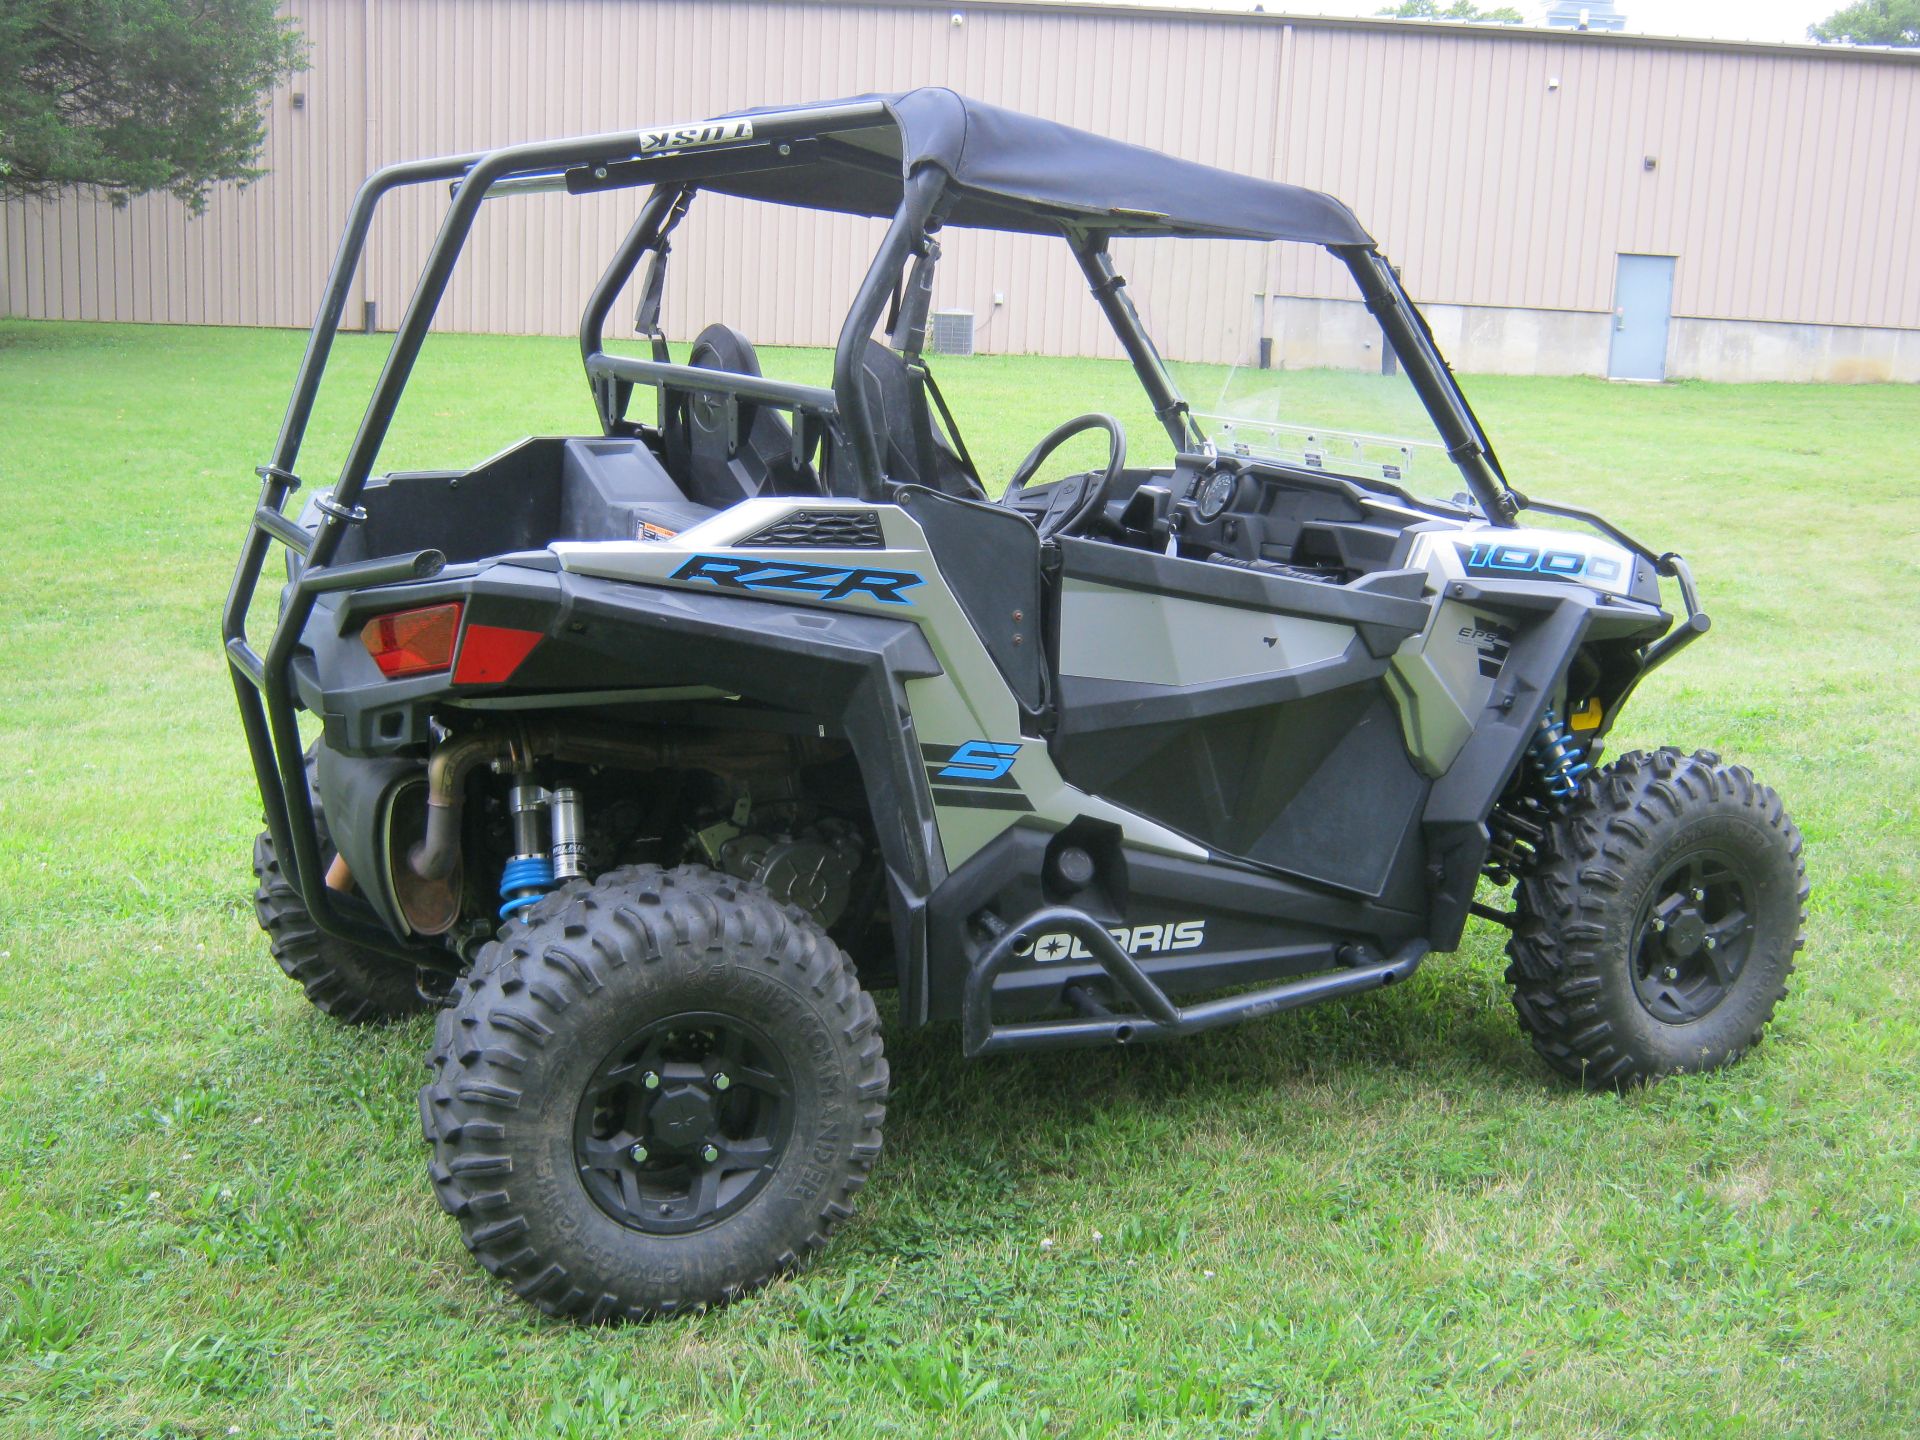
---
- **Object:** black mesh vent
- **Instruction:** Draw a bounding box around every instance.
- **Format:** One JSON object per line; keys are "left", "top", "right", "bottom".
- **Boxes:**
{"left": 743, "top": 510, "right": 884, "bottom": 549}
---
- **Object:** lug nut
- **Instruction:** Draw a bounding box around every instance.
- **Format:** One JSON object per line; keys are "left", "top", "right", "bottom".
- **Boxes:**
{"left": 701, "top": 1144, "right": 720, "bottom": 1164}
{"left": 1663, "top": 966, "right": 1679, "bottom": 981}
{"left": 641, "top": 1071, "right": 660, "bottom": 1090}
{"left": 629, "top": 1143, "right": 648, "bottom": 1163}
{"left": 711, "top": 1072, "right": 732, "bottom": 1091}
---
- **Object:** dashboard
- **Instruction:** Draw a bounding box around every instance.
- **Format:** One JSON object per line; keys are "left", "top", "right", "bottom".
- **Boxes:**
{"left": 1162, "top": 455, "right": 1428, "bottom": 582}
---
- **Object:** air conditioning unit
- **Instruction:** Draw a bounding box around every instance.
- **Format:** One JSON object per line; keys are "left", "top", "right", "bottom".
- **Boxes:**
{"left": 930, "top": 309, "right": 975, "bottom": 356}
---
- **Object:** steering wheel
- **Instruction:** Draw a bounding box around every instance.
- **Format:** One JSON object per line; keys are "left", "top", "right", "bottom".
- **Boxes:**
{"left": 998, "top": 414, "right": 1127, "bottom": 541}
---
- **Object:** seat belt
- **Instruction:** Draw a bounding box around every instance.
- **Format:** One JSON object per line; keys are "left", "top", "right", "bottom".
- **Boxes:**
{"left": 918, "top": 364, "right": 978, "bottom": 484}
{"left": 634, "top": 190, "right": 694, "bottom": 428}
{"left": 890, "top": 237, "right": 981, "bottom": 494}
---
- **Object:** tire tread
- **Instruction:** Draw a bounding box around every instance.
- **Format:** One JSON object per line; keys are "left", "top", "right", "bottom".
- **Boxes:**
{"left": 251, "top": 829, "right": 428, "bottom": 1024}
{"left": 420, "top": 863, "right": 887, "bottom": 1321}
{"left": 1504, "top": 747, "right": 1807, "bottom": 1088}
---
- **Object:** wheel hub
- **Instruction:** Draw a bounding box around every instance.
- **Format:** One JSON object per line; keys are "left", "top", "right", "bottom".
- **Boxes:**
{"left": 572, "top": 1012, "right": 795, "bottom": 1236}
{"left": 1655, "top": 903, "right": 1708, "bottom": 960}
{"left": 1631, "top": 848, "right": 1758, "bottom": 1025}
{"left": 647, "top": 1083, "right": 718, "bottom": 1147}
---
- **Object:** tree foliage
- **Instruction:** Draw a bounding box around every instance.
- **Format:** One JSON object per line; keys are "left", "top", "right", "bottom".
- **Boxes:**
{"left": 1808, "top": 0, "right": 1920, "bottom": 44}
{"left": 1375, "top": 0, "right": 1527, "bottom": 22}
{"left": 0, "top": 0, "right": 305, "bottom": 212}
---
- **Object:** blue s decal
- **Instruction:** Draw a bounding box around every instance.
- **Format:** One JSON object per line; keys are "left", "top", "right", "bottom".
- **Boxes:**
{"left": 921, "top": 741, "right": 1032, "bottom": 812}
{"left": 937, "top": 740, "right": 1022, "bottom": 782}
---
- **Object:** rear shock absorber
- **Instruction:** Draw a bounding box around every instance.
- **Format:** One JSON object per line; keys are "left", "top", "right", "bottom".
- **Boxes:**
{"left": 499, "top": 775, "right": 555, "bottom": 919}
{"left": 1527, "top": 708, "right": 1592, "bottom": 802}
{"left": 498, "top": 779, "right": 588, "bottom": 919}
{"left": 549, "top": 787, "right": 585, "bottom": 881}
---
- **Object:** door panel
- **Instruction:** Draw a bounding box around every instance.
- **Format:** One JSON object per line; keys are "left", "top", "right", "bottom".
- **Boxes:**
{"left": 1048, "top": 541, "right": 1432, "bottom": 899}
{"left": 1052, "top": 682, "right": 1428, "bottom": 899}
{"left": 1608, "top": 253, "right": 1676, "bottom": 381}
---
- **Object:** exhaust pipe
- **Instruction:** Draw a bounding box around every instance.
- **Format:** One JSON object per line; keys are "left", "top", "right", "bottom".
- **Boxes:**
{"left": 405, "top": 724, "right": 798, "bottom": 885}
{"left": 407, "top": 731, "right": 520, "bottom": 883}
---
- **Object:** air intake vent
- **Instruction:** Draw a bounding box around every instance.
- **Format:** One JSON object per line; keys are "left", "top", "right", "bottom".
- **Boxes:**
{"left": 742, "top": 509, "right": 884, "bottom": 549}
{"left": 930, "top": 310, "right": 975, "bottom": 356}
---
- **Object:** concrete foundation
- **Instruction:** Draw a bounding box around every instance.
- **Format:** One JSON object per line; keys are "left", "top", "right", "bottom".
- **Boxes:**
{"left": 1423, "top": 304, "right": 1614, "bottom": 378}
{"left": 1264, "top": 295, "right": 1919, "bottom": 383}
{"left": 1668, "top": 317, "right": 1920, "bottom": 383}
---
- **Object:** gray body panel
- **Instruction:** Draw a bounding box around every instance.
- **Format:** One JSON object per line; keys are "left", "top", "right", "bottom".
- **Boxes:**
{"left": 1059, "top": 581, "right": 1355, "bottom": 685}
{"left": 553, "top": 499, "right": 1207, "bottom": 871}
{"left": 550, "top": 498, "right": 1646, "bottom": 895}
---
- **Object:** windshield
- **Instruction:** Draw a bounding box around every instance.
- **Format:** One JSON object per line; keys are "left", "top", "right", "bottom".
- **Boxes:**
{"left": 1112, "top": 238, "right": 1454, "bottom": 496}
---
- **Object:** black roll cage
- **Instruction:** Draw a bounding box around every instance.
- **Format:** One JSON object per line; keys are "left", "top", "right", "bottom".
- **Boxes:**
{"left": 220, "top": 103, "right": 1524, "bottom": 960}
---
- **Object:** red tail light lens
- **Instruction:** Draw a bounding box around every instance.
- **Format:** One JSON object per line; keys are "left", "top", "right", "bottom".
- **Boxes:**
{"left": 452, "top": 623, "right": 542, "bottom": 686}
{"left": 361, "top": 602, "right": 462, "bottom": 678}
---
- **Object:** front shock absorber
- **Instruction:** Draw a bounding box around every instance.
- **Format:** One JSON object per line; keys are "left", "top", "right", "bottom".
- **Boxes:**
{"left": 1527, "top": 708, "right": 1592, "bottom": 802}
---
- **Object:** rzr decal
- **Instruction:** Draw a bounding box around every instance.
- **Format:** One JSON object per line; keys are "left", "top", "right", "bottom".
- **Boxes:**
{"left": 1457, "top": 617, "right": 1515, "bottom": 679}
{"left": 635, "top": 119, "right": 753, "bottom": 155}
{"left": 671, "top": 554, "right": 923, "bottom": 605}
{"left": 922, "top": 741, "right": 1031, "bottom": 812}
{"left": 1457, "top": 541, "right": 1623, "bottom": 585}
{"left": 1016, "top": 921, "right": 1208, "bottom": 962}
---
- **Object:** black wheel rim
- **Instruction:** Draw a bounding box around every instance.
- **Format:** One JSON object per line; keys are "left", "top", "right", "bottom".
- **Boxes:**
{"left": 1630, "top": 847, "right": 1759, "bottom": 1025}
{"left": 573, "top": 1011, "right": 795, "bottom": 1236}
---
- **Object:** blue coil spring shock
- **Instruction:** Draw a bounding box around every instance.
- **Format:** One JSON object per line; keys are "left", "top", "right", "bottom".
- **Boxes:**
{"left": 498, "top": 855, "right": 555, "bottom": 919}
{"left": 1528, "top": 708, "right": 1592, "bottom": 801}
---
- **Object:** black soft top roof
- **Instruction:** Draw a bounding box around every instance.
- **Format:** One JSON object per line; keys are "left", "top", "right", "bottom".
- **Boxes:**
{"left": 716, "top": 88, "right": 1373, "bottom": 246}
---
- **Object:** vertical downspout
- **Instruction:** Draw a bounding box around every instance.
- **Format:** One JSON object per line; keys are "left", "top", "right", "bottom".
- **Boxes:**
{"left": 1266, "top": 21, "right": 1295, "bottom": 358}
{"left": 359, "top": 0, "right": 376, "bottom": 332}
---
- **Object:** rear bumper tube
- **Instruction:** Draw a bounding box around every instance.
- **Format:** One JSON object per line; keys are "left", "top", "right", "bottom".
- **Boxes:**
{"left": 961, "top": 905, "right": 1427, "bottom": 1057}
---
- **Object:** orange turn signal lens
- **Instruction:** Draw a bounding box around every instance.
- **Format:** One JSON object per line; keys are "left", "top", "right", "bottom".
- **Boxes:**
{"left": 360, "top": 602, "right": 463, "bottom": 678}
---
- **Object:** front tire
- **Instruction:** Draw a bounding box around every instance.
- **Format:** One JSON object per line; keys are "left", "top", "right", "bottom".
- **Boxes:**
{"left": 1505, "top": 748, "right": 1807, "bottom": 1087}
{"left": 420, "top": 864, "right": 887, "bottom": 1320}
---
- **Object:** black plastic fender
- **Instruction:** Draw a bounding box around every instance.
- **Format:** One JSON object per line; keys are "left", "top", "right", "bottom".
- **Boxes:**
{"left": 298, "top": 558, "right": 949, "bottom": 1012}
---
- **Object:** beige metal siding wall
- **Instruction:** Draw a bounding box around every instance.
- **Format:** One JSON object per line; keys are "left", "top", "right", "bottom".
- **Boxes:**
{"left": 1273, "top": 25, "right": 1920, "bottom": 330}
{"left": 3, "top": 0, "right": 1917, "bottom": 353}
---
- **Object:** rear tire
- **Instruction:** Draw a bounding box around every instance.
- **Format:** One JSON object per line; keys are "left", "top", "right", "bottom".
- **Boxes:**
{"left": 420, "top": 863, "right": 887, "bottom": 1320}
{"left": 251, "top": 827, "right": 429, "bottom": 1025}
{"left": 1505, "top": 747, "right": 1807, "bottom": 1088}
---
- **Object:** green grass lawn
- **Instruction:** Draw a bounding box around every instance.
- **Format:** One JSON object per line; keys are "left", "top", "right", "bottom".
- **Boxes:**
{"left": 1, "top": 319, "right": 1917, "bottom": 1439}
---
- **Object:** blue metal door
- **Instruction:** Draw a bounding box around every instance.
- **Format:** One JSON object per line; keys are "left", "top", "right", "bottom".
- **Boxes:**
{"left": 1608, "top": 254, "right": 1675, "bottom": 381}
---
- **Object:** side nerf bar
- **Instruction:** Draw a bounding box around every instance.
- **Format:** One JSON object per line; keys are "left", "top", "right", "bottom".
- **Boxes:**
{"left": 962, "top": 907, "right": 1427, "bottom": 1057}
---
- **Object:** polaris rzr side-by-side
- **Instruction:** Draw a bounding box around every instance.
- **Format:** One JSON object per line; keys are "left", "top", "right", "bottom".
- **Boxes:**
{"left": 225, "top": 90, "right": 1807, "bottom": 1319}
